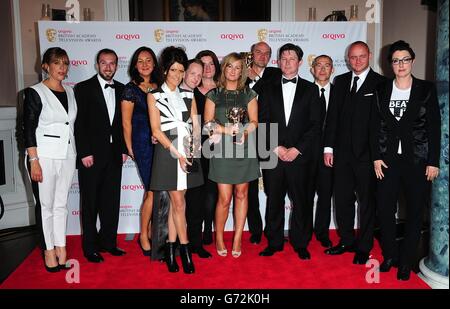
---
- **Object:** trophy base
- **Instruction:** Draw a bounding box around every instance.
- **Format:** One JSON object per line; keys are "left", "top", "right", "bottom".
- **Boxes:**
{"left": 233, "top": 133, "right": 243, "bottom": 143}
{"left": 186, "top": 160, "right": 199, "bottom": 173}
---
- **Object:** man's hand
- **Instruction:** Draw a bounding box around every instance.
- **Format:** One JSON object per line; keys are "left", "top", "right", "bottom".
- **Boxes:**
{"left": 284, "top": 147, "right": 301, "bottom": 162}
{"left": 374, "top": 160, "right": 388, "bottom": 180}
{"left": 324, "top": 153, "right": 333, "bottom": 167}
{"left": 425, "top": 166, "right": 439, "bottom": 181}
{"left": 81, "top": 155, "right": 94, "bottom": 168}
{"left": 274, "top": 146, "right": 288, "bottom": 161}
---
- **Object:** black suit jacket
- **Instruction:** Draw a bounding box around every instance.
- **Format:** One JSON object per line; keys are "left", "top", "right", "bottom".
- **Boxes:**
{"left": 324, "top": 69, "right": 386, "bottom": 162}
{"left": 259, "top": 75, "right": 321, "bottom": 163}
{"left": 370, "top": 77, "right": 441, "bottom": 167}
{"left": 247, "top": 67, "right": 282, "bottom": 123}
{"left": 74, "top": 75, "right": 126, "bottom": 168}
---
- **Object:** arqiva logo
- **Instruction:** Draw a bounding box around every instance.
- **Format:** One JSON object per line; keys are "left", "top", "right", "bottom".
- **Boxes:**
{"left": 70, "top": 60, "right": 88, "bottom": 67}
{"left": 220, "top": 33, "right": 244, "bottom": 40}
{"left": 116, "top": 33, "right": 141, "bottom": 40}
{"left": 322, "top": 33, "right": 346, "bottom": 40}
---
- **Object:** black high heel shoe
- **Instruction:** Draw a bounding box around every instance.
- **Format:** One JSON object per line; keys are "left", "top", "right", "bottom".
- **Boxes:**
{"left": 179, "top": 244, "right": 195, "bottom": 274}
{"left": 137, "top": 238, "right": 152, "bottom": 257}
{"left": 42, "top": 251, "right": 60, "bottom": 273}
{"left": 165, "top": 242, "right": 179, "bottom": 273}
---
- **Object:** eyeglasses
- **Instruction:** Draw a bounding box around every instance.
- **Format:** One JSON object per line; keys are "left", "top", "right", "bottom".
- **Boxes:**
{"left": 392, "top": 57, "right": 413, "bottom": 65}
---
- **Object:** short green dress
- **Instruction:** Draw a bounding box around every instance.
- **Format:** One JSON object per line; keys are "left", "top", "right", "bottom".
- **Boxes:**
{"left": 206, "top": 87, "right": 260, "bottom": 184}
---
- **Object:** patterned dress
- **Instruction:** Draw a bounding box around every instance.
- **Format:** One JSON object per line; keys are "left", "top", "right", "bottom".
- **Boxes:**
{"left": 206, "top": 87, "right": 260, "bottom": 184}
{"left": 150, "top": 83, "right": 203, "bottom": 191}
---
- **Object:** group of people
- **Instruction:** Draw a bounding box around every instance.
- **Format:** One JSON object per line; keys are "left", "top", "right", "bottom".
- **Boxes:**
{"left": 23, "top": 38, "right": 440, "bottom": 281}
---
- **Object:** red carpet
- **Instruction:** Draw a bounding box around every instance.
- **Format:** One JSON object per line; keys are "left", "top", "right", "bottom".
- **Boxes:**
{"left": 1, "top": 231, "right": 429, "bottom": 289}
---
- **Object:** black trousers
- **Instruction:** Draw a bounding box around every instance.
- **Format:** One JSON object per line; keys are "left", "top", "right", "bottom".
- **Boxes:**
{"left": 185, "top": 177, "right": 217, "bottom": 248}
{"left": 78, "top": 154, "right": 122, "bottom": 255}
{"left": 247, "top": 178, "right": 263, "bottom": 237}
{"left": 264, "top": 159, "right": 314, "bottom": 250}
{"left": 333, "top": 156, "right": 375, "bottom": 253}
{"left": 376, "top": 156, "right": 430, "bottom": 267}
{"left": 313, "top": 159, "right": 335, "bottom": 241}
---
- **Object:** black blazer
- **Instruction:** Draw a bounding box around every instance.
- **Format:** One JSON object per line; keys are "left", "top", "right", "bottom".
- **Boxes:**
{"left": 370, "top": 77, "right": 441, "bottom": 167}
{"left": 324, "top": 69, "right": 386, "bottom": 161}
{"left": 259, "top": 75, "right": 321, "bottom": 163}
{"left": 247, "top": 66, "right": 282, "bottom": 124}
{"left": 74, "top": 75, "right": 126, "bottom": 168}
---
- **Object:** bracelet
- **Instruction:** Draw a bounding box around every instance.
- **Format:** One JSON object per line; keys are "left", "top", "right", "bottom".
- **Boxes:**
{"left": 28, "top": 156, "right": 39, "bottom": 162}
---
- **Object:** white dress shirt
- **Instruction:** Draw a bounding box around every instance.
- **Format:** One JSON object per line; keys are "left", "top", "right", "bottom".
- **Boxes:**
{"left": 97, "top": 75, "right": 115, "bottom": 142}
{"left": 282, "top": 75, "right": 298, "bottom": 125}
{"left": 97, "top": 75, "right": 115, "bottom": 126}
{"left": 315, "top": 81, "right": 331, "bottom": 111}
{"left": 350, "top": 66, "right": 370, "bottom": 93}
{"left": 249, "top": 67, "right": 265, "bottom": 89}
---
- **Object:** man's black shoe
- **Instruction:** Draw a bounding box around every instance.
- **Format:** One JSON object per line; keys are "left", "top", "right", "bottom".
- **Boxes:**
{"left": 397, "top": 266, "right": 411, "bottom": 281}
{"left": 259, "top": 247, "right": 282, "bottom": 256}
{"left": 297, "top": 248, "right": 311, "bottom": 260}
{"left": 318, "top": 238, "right": 333, "bottom": 248}
{"left": 352, "top": 251, "right": 369, "bottom": 264}
{"left": 379, "top": 258, "right": 398, "bottom": 272}
{"left": 101, "top": 247, "right": 126, "bottom": 256}
{"left": 324, "top": 243, "right": 355, "bottom": 255}
{"left": 85, "top": 252, "right": 104, "bottom": 263}
{"left": 250, "top": 233, "right": 262, "bottom": 244}
{"left": 192, "top": 246, "right": 212, "bottom": 258}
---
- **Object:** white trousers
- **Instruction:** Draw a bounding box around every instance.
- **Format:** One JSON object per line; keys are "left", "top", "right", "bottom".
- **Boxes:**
{"left": 35, "top": 157, "right": 76, "bottom": 250}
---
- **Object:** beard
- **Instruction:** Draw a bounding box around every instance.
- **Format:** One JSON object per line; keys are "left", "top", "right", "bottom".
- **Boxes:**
{"left": 99, "top": 71, "right": 115, "bottom": 81}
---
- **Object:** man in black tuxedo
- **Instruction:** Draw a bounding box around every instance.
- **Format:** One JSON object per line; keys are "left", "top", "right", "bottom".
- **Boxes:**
{"left": 323, "top": 41, "right": 386, "bottom": 264}
{"left": 258, "top": 43, "right": 321, "bottom": 260}
{"left": 245, "top": 41, "right": 281, "bottom": 245}
{"left": 75, "top": 49, "right": 127, "bottom": 263}
{"left": 308, "top": 55, "right": 338, "bottom": 249}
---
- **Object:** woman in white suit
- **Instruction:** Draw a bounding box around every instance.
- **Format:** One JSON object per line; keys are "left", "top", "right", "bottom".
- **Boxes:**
{"left": 23, "top": 47, "right": 77, "bottom": 272}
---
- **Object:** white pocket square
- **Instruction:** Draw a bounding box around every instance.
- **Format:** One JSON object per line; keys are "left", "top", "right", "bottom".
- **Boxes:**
{"left": 364, "top": 93, "right": 374, "bottom": 96}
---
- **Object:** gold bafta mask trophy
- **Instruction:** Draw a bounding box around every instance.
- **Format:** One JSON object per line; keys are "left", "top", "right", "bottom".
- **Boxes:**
{"left": 226, "top": 106, "right": 247, "bottom": 143}
{"left": 240, "top": 52, "right": 254, "bottom": 68}
{"left": 182, "top": 129, "right": 199, "bottom": 173}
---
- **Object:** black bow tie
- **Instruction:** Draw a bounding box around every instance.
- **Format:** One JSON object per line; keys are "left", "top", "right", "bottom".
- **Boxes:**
{"left": 104, "top": 83, "right": 116, "bottom": 89}
{"left": 282, "top": 77, "right": 297, "bottom": 84}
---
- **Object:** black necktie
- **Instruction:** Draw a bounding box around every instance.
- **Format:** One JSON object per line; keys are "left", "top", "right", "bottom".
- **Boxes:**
{"left": 320, "top": 87, "right": 326, "bottom": 104}
{"left": 104, "top": 83, "right": 116, "bottom": 89}
{"left": 320, "top": 88, "right": 326, "bottom": 129}
{"left": 350, "top": 76, "right": 359, "bottom": 95}
{"left": 282, "top": 77, "right": 297, "bottom": 84}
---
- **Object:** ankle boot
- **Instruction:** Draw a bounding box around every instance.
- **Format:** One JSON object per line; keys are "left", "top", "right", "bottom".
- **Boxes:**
{"left": 179, "top": 244, "right": 195, "bottom": 274}
{"left": 165, "top": 242, "right": 179, "bottom": 273}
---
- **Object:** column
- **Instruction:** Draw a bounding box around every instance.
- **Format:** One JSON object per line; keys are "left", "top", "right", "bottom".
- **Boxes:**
{"left": 419, "top": 0, "right": 449, "bottom": 289}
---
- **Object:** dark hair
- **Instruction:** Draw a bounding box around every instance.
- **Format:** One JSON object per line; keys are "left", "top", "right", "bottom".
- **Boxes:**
{"left": 348, "top": 41, "right": 371, "bottom": 54}
{"left": 312, "top": 54, "right": 333, "bottom": 67}
{"left": 278, "top": 43, "right": 304, "bottom": 61}
{"left": 160, "top": 46, "right": 188, "bottom": 76}
{"left": 387, "top": 40, "right": 416, "bottom": 62}
{"left": 195, "top": 49, "right": 221, "bottom": 81}
{"left": 128, "top": 46, "right": 163, "bottom": 86}
{"left": 42, "top": 47, "right": 69, "bottom": 71}
{"left": 186, "top": 58, "right": 204, "bottom": 70}
{"left": 96, "top": 48, "right": 118, "bottom": 64}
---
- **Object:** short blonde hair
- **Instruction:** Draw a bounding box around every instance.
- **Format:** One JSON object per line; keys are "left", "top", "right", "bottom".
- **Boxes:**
{"left": 218, "top": 52, "right": 248, "bottom": 90}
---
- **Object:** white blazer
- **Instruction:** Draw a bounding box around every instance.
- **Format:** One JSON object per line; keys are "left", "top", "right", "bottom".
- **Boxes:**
{"left": 31, "top": 82, "right": 77, "bottom": 159}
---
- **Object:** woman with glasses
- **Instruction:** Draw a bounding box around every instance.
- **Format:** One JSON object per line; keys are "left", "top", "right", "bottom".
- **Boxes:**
{"left": 370, "top": 40, "right": 441, "bottom": 281}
